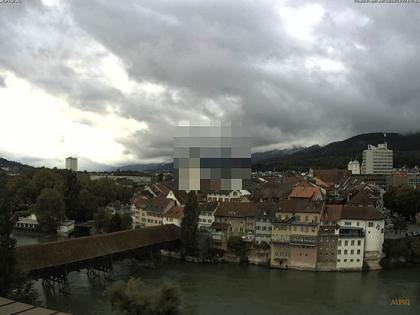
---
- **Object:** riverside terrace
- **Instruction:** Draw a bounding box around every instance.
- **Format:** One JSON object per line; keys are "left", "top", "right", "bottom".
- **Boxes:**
{"left": 15, "top": 225, "right": 181, "bottom": 295}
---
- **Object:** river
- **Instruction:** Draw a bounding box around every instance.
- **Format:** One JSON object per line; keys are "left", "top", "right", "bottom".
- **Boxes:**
{"left": 13, "top": 231, "right": 420, "bottom": 315}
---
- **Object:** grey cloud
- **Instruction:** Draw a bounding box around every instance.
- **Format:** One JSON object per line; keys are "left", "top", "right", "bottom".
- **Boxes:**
{"left": 0, "top": 75, "right": 5, "bottom": 87}
{"left": 1, "top": 0, "right": 420, "bottom": 164}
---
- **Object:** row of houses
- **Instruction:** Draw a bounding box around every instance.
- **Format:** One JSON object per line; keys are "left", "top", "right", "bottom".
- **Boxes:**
{"left": 208, "top": 199, "right": 383, "bottom": 271}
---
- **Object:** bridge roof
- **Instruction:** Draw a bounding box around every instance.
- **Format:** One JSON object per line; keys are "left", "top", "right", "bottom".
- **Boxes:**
{"left": 16, "top": 224, "right": 180, "bottom": 272}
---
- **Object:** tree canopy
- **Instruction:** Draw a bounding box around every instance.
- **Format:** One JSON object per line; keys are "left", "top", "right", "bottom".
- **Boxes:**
{"left": 384, "top": 185, "right": 420, "bottom": 220}
{"left": 105, "top": 277, "right": 180, "bottom": 315}
{"left": 180, "top": 191, "right": 199, "bottom": 257}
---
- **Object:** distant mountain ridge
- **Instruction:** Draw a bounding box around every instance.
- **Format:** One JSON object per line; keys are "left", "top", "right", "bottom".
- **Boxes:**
{"left": 2, "top": 132, "right": 420, "bottom": 172}
{"left": 0, "top": 157, "right": 27, "bottom": 170}
{"left": 253, "top": 132, "right": 420, "bottom": 171}
{"left": 113, "top": 163, "right": 173, "bottom": 172}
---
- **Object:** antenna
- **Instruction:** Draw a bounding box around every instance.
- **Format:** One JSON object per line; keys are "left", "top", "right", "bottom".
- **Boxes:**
{"left": 384, "top": 133, "right": 387, "bottom": 145}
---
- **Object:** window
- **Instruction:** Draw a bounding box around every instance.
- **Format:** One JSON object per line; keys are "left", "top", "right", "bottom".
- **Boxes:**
{"left": 338, "top": 240, "right": 342, "bottom": 246}
{"left": 357, "top": 240, "right": 361, "bottom": 246}
{"left": 338, "top": 250, "right": 341, "bottom": 255}
{"left": 305, "top": 216, "right": 309, "bottom": 221}
{"left": 345, "top": 240, "right": 348, "bottom": 246}
{"left": 368, "top": 222, "right": 374, "bottom": 227}
{"left": 350, "top": 259, "right": 353, "bottom": 262}
{"left": 357, "top": 249, "right": 361, "bottom": 255}
{"left": 345, "top": 221, "right": 351, "bottom": 226}
{"left": 344, "top": 250, "right": 348, "bottom": 254}
{"left": 356, "top": 259, "right": 360, "bottom": 262}
{"left": 350, "top": 250, "right": 354, "bottom": 255}
{"left": 351, "top": 240, "right": 354, "bottom": 246}
{"left": 337, "top": 259, "right": 341, "bottom": 262}
{"left": 344, "top": 259, "right": 347, "bottom": 262}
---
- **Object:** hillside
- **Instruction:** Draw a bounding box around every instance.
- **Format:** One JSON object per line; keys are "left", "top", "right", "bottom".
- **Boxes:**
{"left": 114, "top": 162, "right": 173, "bottom": 172}
{"left": 0, "top": 157, "right": 28, "bottom": 171}
{"left": 252, "top": 132, "right": 420, "bottom": 171}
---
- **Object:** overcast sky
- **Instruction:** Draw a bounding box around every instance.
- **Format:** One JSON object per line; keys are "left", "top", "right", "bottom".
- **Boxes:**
{"left": 1, "top": 0, "right": 419, "bottom": 170}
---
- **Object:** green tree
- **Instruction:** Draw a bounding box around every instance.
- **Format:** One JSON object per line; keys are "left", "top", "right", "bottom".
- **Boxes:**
{"left": 121, "top": 213, "right": 133, "bottom": 231}
{"left": 180, "top": 191, "right": 199, "bottom": 256}
{"left": 105, "top": 277, "right": 180, "bottom": 315}
{"left": 109, "top": 213, "right": 122, "bottom": 232}
{"left": 0, "top": 171, "right": 38, "bottom": 303}
{"left": 227, "top": 236, "right": 251, "bottom": 258}
{"left": 61, "top": 170, "right": 82, "bottom": 221}
{"left": 0, "top": 171, "right": 15, "bottom": 296}
{"left": 384, "top": 185, "right": 420, "bottom": 219}
{"left": 77, "top": 188, "right": 97, "bottom": 222}
{"left": 392, "top": 217, "right": 408, "bottom": 234}
{"left": 35, "top": 188, "right": 66, "bottom": 233}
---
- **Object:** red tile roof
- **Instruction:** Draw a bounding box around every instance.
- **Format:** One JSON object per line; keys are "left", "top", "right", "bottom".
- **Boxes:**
{"left": 323, "top": 204, "right": 384, "bottom": 221}
{"left": 215, "top": 202, "right": 257, "bottom": 218}
{"left": 288, "top": 181, "right": 320, "bottom": 200}
{"left": 164, "top": 206, "right": 184, "bottom": 219}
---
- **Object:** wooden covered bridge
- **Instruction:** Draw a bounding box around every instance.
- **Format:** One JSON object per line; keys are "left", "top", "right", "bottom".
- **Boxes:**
{"left": 15, "top": 224, "right": 181, "bottom": 294}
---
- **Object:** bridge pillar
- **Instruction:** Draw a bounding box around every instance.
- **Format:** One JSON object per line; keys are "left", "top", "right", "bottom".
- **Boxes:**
{"left": 41, "top": 266, "right": 70, "bottom": 295}
{"left": 86, "top": 256, "right": 113, "bottom": 281}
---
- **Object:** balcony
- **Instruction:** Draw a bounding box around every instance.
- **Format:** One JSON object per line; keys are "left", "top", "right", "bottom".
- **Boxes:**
{"left": 289, "top": 235, "right": 317, "bottom": 246}
{"left": 339, "top": 227, "right": 365, "bottom": 238}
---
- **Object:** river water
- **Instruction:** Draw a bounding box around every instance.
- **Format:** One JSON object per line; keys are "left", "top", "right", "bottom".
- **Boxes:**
{"left": 13, "top": 231, "right": 420, "bottom": 315}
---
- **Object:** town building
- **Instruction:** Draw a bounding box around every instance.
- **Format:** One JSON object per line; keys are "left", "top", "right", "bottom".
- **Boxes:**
{"left": 270, "top": 200, "right": 324, "bottom": 270}
{"left": 198, "top": 202, "right": 219, "bottom": 231}
{"left": 166, "top": 190, "right": 188, "bottom": 206}
{"left": 361, "top": 143, "right": 393, "bottom": 175}
{"left": 162, "top": 206, "right": 184, "bottom": 227}
{"left": 132, "top": 197, "right": 175, "bottom": 228}
{"left": 206, "top": 190, "right": 251, "bottom": 202}
{"left": 90, "top": 173, "right": 152, "bottom": 185}
{"left": 325, "top": 205, "right": 385, "bottom": 270}
{"left": 65, "top": 157, "right": 78, "bottom": 172}
{"left": 348, "top": 160, "right": 361, "bottom": 175}
{"left": 209, "top": 221, "right": 231, "bottom": 251}
{"left": 57, "top": 220, "right": 75, "bottom": 237}
{"left": 213, "top": 202, "right": 257, "bottom": 241}
{"left": 316, "top": 225, "right": 339, "bottom": 271}
{"left": 288, "top": 181, "right": 325, "bottom": 201}
{"left": 15, "top": 214, "right": 39, "bottom": 230}
{"left": 252, "top": 181, "right": 295, "bottom": 202}
{"left": 332, "top": 177, "right": 384, "bottom": 209}
{"left": 255, "top": 203, "right": 276, "bottom": 244}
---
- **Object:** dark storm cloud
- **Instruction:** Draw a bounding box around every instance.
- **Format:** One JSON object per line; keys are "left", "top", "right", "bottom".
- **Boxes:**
{"left": 1, "top": 0, "right": 420, "bottom": 163}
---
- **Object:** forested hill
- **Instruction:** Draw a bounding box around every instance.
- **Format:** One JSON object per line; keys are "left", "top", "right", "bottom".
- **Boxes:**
{"left": 0, "top": 157, "right": 28, "bottom": 170}
{"left": 252, "top": 132, "right": 420, "bottom": 171}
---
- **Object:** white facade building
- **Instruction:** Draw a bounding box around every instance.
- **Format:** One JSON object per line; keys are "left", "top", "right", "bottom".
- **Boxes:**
{"left": 361, "top": 144, "right": 393, "bottom": 174}
{"left": 255, "top": 205, "right": 275, "bottom": 244}
{"left": 347, "top": 160, "right": 361, "bottom": 175}
{"left": 57, "top": 220, "right": 75, "bottom": 236}
{"left": 336, "top": 228, "right": 365, "bottom": 270}
{"left": 337, "top": 212, "right": 385, "bottom": 270}
{"left": 162, "top": 206, "right": 184, "bottom": 227}
{"left": 65, "top": 157, "right": 78, "bottom": 172}
{"left": 206, "top": 190, "right": 251, "bottom": 202}
{"left": 198, "top": 202, "right": 219, "bottom": 230}
{"left": 15, "top": 214, "right": 39, "bottom": 230}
